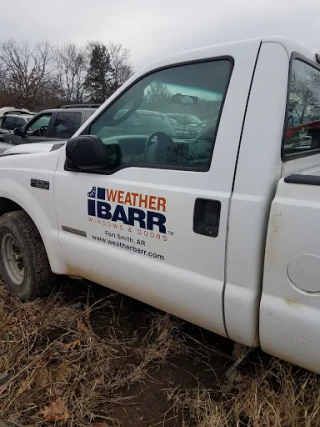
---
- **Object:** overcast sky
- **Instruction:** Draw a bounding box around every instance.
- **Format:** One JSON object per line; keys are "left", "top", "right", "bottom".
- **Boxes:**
{"left": 0, "top": 0, "right": 319, "bottom": 72}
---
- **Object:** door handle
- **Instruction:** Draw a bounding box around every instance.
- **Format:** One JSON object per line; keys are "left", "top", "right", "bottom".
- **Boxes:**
{"left": 193, "top": 198, "right": 221, "bottom": 237}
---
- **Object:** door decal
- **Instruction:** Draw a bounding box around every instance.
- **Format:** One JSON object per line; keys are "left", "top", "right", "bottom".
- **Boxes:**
{"left": 86, "top": 186, "right": 175, "bottom": 259}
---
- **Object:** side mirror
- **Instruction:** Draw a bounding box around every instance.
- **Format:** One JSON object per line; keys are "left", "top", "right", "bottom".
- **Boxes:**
{"left": 13, "top": 126, "right": 24, "bottom": 137}
{"left": 66, "top": 135, "right": 121, "bottom": 171}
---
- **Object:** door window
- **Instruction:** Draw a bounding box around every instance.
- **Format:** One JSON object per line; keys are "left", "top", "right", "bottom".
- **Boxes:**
{"left": 15, "top": 117, "right": 27, "bottom": 128}
{"left": 72, "top": 112, "right": 82, "bottom": 135}
{"left": 1, "top": 116, "right": 17, "bottom": 130}
{"left": 52, "top": 112, "right": 82, "bottom": 139}
{"left": 27, "top": 113, "right": 52, "bottom": 137}
{"left": 283, "top": 59, "right": 320, "bottom": 158}
{"left": 89, "top": 59, "right": 232, "bottom": 172}
{"left": 85, "top": 110, "right": 96, "bottom": 121}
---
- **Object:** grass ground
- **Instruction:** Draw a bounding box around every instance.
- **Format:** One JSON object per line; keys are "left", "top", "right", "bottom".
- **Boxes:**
{"left": 0, "top": 279, "right": 320, "bottom": 427}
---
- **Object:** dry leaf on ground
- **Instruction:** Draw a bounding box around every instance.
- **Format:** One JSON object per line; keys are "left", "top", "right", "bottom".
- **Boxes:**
{"left": 7, "top": 318, "right": 16, "bottom": 327}
{"left": 78, "top": 319, "right": 90, "bottom": 334}
{"left": 38, "top": 352, "right": 59, "bottom": 367}
{"left": 38, "top": 397, "right": 70, "bottom": 422}
{"left": 64, "top": 340, "right": 81, "bottom": 350}
{"left": 94, "top": 373, "right": 105, "bottom": 385}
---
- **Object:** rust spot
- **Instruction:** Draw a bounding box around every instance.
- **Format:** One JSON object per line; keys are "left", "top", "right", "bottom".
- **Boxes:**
{"left": 285, "top": 298, "right": 299, "bottom": 308}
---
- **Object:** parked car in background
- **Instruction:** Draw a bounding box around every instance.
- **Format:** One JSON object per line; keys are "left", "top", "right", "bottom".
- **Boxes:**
{"left": 61, "top": 103, "right": 101, "bottom": 109}
{"left": 165, "top": 113, "right": 205, "bottom": 138}
{"left": 0, "top": 105, "right": 98, "bottom": 153}
{"left": 284, "top": 120, "right": 320, "bottom": 150}
{"left": 0, "top": 107, "right": 34, "bottom": 118}
{"left": 1, "top": 113, "right": 34, "bottom": 132}
{"left": 97, "top": 109, "right": 176, "bottom": 139}
{"left": 0, "top": 107, "right": 34, "bottom": 135}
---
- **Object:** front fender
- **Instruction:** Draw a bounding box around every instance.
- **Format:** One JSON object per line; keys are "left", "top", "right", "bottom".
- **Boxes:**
{"left": 0, "top": 151, "right": 70, "bottom": 275}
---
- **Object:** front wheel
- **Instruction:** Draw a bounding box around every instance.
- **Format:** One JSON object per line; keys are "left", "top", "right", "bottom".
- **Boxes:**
{"left": 0, "top": 211, "right": 56, "bottom": 301}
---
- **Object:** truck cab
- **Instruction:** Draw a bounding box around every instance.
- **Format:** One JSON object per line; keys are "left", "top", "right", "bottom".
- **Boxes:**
{"left": 0, "top": 36, "right": 320, "bottom": 373}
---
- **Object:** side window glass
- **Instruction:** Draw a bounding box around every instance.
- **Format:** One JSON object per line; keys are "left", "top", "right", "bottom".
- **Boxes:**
{"left": 1, "top": 116, "right": 16, "bottom": 130}
{"left": 85, "top": 110, "right": 96, "bottom": 121}
{"left": 27, "top": 113, "right": 51, "bottom": 137}
{"left": 284, "top": 59, "right": 320, "bottom": 158}
{"left": 71, "top": 113, "right": 82, "bottom": 135}
{"left": 52, "top": 112, "right": 78, "bottom": 139}
{"left": 89, "top": 60, "right": 232, "bottom": 171}
{"left": 15, "top": 117, "right": 26, "bottom": 127}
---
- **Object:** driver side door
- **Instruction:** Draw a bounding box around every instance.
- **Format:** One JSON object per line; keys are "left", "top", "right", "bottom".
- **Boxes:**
{"left": 54, "top": 41, "right": 261, "bottom": 335}
{"left": 22, "top": 112, "right": 53, "bottom": 143}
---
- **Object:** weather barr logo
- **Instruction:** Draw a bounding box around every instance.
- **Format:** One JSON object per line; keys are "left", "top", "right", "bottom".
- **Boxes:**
{"left": 87, "top": 187, "right": 167, "bottom": 234}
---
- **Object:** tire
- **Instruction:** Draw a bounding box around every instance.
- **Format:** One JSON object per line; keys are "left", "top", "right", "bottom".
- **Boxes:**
{"left": 0, "top": 211, "right": 56, "bottom": 301}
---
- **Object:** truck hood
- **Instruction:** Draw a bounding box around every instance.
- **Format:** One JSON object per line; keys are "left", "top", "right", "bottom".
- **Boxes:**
{"left": 2, "top": 141, "right": 66, "bottom": 155}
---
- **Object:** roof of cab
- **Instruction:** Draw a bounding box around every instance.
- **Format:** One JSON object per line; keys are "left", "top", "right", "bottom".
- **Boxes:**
{"left": 138, "top": 36, "right": 316, "bottom": 83}
{"left": 262, "top": 36, "right": 315, "bottom": 62}
{"left": 112, "top": 36, "right": 315, "bottom": 96}
{"left": 74, "top": 36, "right": 316, "bottom": 137}
{"left": 138, "top": 36, "right": 314, "bottom": 73}
{"left": 113, "top": 36, "right": 314, "bottom": 99}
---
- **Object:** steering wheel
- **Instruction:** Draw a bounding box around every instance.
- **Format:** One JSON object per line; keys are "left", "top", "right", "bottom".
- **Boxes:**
{"left": 39, "top": 125, "right": 48, "bottom": 136}
{"left": 30, "top": 126, "right": 48, "bottom": 137}
{"left": 144, "top": 131, "right": 176, "bottom": 164}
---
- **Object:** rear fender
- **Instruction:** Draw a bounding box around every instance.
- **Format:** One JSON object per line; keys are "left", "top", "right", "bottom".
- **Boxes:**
{"left": 260, "top": 171, "right": 320, "bottom": 373}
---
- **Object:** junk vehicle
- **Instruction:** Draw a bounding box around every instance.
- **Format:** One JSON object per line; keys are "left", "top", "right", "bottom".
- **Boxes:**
{"left": 1, "top": 36, "right": 320, "bottom": 374}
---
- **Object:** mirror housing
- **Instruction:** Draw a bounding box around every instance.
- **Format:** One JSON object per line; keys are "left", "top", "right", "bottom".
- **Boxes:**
{"left": 13, "top": 126, "right": 25, "bottom": 137}
{"left": 66, "top": 134, "right": 121, "bottom": 171}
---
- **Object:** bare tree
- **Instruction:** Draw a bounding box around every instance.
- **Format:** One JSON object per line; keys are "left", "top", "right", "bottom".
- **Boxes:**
{"left": 53, "top": 43, "right": 88, "bottom": 103}
{"left": 143, "top": 80, "right": 171, "bottom": 111}
{"left": 0, "top": 39, "right": 52, "bottom": 110}
{"left": 107, "top": 43, "right": 133, "bottom": 91}
{"left": 0, "top": 64, "right": 10, "bottom": 106}
{"left": 290, "top": 70, "right": 316, "bottom": 124}
{"left": 0, "top": 39, "right": 134, "bottom": 110}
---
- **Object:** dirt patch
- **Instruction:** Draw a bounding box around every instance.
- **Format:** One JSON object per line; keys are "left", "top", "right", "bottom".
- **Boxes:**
{"left": 0, "top": 280, "right": 320, "bottom": 427}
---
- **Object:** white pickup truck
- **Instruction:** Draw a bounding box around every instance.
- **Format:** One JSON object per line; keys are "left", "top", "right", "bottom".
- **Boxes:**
{"left": 1, "top": 36, "right": 320, "bottom": 374}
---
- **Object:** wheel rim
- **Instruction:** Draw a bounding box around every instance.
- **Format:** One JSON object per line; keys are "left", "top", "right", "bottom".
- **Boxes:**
{"left": 1, "top": 233, "right": 25, "bottom": 285}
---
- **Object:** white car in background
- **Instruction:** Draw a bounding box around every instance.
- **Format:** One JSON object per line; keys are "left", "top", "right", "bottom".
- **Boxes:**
{"left": 0, "top": 113, "right": 34, "bottom": 132}
{"left": 0, "top": 107, "right": 34, "bottom": 134}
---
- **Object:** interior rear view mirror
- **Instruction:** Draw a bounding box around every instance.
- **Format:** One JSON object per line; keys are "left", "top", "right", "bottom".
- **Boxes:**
{"left": 171, "top": 94, "right": 198, "bottom": 105}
